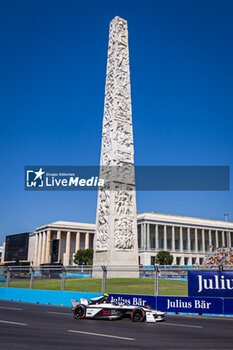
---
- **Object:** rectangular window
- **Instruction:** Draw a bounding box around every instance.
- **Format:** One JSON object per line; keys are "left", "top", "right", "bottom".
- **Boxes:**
{"left": 89, "top": 234, "right": 94, "bottom": 249}
{"left": 159, "top": 238, "right": 163, "bottom": 249}
{"left": 80, "top": 233, "right": 85, "bottom": 250}
{"left": 151, "top": 256, "right": 156, "bottom": 265}
{"left": 150, "top": 234, "right": 155, "bottom": 249}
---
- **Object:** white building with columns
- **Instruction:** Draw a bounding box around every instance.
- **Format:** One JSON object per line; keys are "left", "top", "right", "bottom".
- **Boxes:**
{"left": 137, "top": 212, "right": 233, "bottom": 266}
{"left": 3, "top": 213, "right": 233, "bottom": 266}
{"left": 33, "top": 221, "right": 95, "bottom": 266}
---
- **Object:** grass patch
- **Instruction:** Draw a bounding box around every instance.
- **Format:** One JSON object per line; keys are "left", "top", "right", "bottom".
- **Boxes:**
{"left": 0, "top": 278, "right": 187, "bottom": 296}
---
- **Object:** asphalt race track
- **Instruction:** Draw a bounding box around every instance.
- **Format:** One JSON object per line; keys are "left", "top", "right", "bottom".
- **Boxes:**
{"left": 0, "top": 300, "right": 233, "bottom": 349}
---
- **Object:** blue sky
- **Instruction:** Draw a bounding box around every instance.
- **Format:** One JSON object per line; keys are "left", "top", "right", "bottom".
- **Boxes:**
{"left": 0, "top": 0, "right": 233, "bottom": 244}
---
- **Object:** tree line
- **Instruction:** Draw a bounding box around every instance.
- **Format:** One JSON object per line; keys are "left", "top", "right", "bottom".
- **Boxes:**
{"left": 73, "top": 249, "right": 173, "bottom": 265}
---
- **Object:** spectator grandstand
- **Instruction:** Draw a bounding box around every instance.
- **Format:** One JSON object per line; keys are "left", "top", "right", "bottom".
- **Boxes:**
{"left": 225, "top": 249, "right": 233, "bottom": 265}
{"left": 203, "top": 247, "right": 233, "bottom": 266}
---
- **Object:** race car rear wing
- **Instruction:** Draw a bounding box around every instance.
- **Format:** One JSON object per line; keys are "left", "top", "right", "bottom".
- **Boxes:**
{"left": 71, "top": 298, "right": 88, "bottom": 308}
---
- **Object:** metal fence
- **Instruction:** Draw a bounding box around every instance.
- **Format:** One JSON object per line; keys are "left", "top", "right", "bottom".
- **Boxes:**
{"left": 0, "top": 265, "right": 232, "bottom": 295}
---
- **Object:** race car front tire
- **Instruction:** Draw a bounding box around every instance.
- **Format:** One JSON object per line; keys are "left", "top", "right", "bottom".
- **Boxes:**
{"left": 131, "top": 308, "right": 145, "bottom": 322}
{"left": 73, "top": 305, "right": 86, "bottom": 319}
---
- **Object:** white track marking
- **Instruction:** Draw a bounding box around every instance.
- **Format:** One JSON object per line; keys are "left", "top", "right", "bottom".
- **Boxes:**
{"left": 0, "top": 320, "right": 27, "bottom": 326}
{"left": 160, "top": 322, "right": 202, "bottom": 329}
{"left": 173, "top": 315, "right": 233, "bottom": 321}
{"left": 0, "top": 306, "right": 22, "bottom": 311}
{"left": 47, "top": 311, "right": 71, "bottom": 316}
{"left": 68, "top": 330, "right": 135, "bottom": 341}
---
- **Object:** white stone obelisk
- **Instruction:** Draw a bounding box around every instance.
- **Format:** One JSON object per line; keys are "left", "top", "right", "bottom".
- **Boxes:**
{"left": 93, "top": 16, "right": 138, "bottom": 277}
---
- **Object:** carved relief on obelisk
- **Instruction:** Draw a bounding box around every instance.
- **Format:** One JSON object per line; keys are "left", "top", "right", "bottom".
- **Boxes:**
{"left": 93, "top": 16, "right": 138, "bottom": 276}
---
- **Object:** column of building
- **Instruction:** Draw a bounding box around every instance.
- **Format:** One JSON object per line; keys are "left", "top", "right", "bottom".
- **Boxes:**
{"left": 172, "top": 226, "right": 175, "bottom": 252}
{"left": 37, "top": 232, "right": 42, "bottom": 265}
{"left": 179, "top": 227, "right": 183, "bottom": 252}
{"left": 75, "top": 232, "right": 80, "bottom": 252}
{"left": 141, "top": 223, "right": 145, "bottom": 250}
{"left": 65, "top": 231, "right": 71, "bottom": 266}
{"left": 140, "top": 224, "right": 143, "bottom": 250}
{"left": 147, "top": 224, "right": 150, "bottom": 250}
{"left": 33, "top": 233, "right": 39, "bottom": 265}
{"left": 163, "top": 225, "right": 167, "bottom": 250}
{"left": 155, "top": 224, "right": 159, "bottom": 250}
{"left": 222, "top": 231, "right": 225, "bottom": 246}
{"left": 143, "top": 223, "right": 147, "bottom": 250}
{"left": 57, "top": 230, "right": 61, "bottom": 262}
{"left": 85, "top": 233, "right": 90, "bottom": 249}
{"left": 187, "top": 227, "right": 191, "bottom": 252}
{"left": 45, "top": 230, "right": 51, "bottom": 264}
{"left": 41, "top": 231, "right": 46, "bottom": 264}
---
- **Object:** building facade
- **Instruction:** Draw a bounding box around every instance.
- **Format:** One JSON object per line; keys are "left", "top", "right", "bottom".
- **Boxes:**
{"left": 137, "top": 213, "right": 233, "bottom": 266}
{"left": 33, "top": 221, "right": 95, "bottom": 266}
{"left": 2, "top": 213, "right": 233, "bottom": 266}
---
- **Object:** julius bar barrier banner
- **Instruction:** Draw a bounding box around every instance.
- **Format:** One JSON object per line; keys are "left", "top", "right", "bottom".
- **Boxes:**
{"left": 224, "top": 298, "right": 233, "bottom": 315}
{"left": 109, "top": 293, "right": 233, "bottom": 315}
{"left": 188, "top": 270, "right": 233, "bottom": 297}
{"left": 156, "top": 296, "right": 223, "bottom": 314}
{"left": 109, "top": 293, "right": 156, "bottom": 308}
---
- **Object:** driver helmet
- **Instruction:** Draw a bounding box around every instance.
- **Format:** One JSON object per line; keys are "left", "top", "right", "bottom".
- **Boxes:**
{"left": 103, "top": 293, "right": 109, "bottom": 303}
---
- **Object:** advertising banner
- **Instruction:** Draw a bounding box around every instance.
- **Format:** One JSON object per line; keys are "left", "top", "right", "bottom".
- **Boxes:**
{"left": 188, "top": 270, "right": 233, "bottom": 297}
{"left": 109, "top": 293, "right": 156, "bottom": 308}
{"left": 157, "top": 296, "right": 223, "bottom": 314}
{"left": 223, "top": 298, "right": 233, "bottom": 315}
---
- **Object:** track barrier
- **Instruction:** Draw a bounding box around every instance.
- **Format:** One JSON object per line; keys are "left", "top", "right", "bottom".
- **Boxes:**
{"left": 0, "top": 287, "right": 232, "bottom": 316}
{"left": 0, "top": 288, "right": 101, "bottom": 307}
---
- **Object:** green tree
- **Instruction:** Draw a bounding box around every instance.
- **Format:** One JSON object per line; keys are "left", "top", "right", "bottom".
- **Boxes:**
{"left": 156, "top": 251, "right": 173, "bottom": 265}
{"left": 73, "top": 249, "right": 93, "bottom": 265}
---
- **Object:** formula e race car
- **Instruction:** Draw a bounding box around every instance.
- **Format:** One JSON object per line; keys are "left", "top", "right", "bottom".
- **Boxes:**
{"left": 71, "top": 294, "right": 165, "bottom": 323}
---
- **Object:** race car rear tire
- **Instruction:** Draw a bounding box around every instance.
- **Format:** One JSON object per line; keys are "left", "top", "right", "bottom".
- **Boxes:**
{"left": 131, "top": 308, "right": 145, "bottom": 322}
{"left": 73, "top": 305, "right": 86, "bottom": 319}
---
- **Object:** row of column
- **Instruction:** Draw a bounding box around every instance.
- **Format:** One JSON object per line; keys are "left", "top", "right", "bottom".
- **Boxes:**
{"left": 61, "top": 231, "right": 90, "bottom": 265}
{"left": 172, "top": 256, "right": 202, "bottom": 266}
{"left": 139, "top": 223, "right": 232, "bottom": 253}
{"left": 34, "top": 230, "right": 52, "bottom": 266}
{"left": 34, "top": 230, "right": 91, "bottom": 266}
